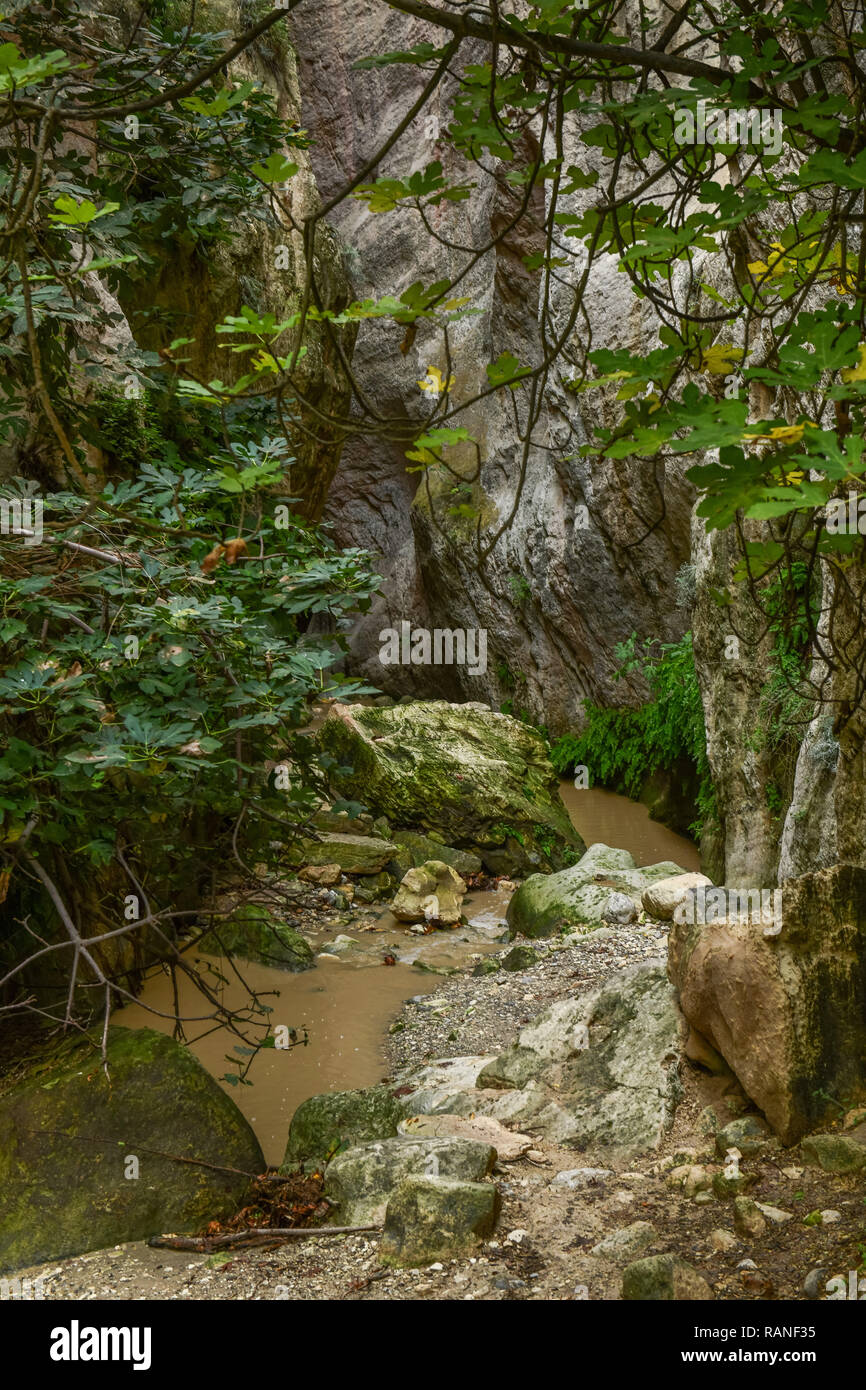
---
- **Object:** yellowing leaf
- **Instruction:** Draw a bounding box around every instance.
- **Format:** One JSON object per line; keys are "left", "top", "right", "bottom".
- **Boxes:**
{"left": 418, "top": 365, "right": 454, "bottom": 395}
{"left": 700, "top": 344, "right": 745, "bottom": 376}
{"left": 841, "top": 343, "right": 866, "bottom": 383}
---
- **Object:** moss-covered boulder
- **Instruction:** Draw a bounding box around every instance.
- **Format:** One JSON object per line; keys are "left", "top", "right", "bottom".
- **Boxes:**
{"left": 280, "top": 1086, "right": 403, "bottom": 1173}
{"left": 0, "top": 1027, "right": 264, "bottom": 1274}
{"left": 315, "top": 701, "right": 582, "bottom": 874}
{"left": 392, "top": 831, "right": 482, "bottom": 878}
{"left": 291, "top": 831, "right": 401, "bottom": 876}
{"left": 198, "top": 904, "right": 313, "bottom": 971}
{"left": 507, "top": 844, "right": 687, "bottom": 938}
{"left": 380, "top": 1176, "right": 500, "bottom": 1266}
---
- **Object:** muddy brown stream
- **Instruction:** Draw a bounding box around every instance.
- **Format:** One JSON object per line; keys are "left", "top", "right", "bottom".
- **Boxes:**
{"left": 116, "top": 783, "right": 698, "bottom": 1165}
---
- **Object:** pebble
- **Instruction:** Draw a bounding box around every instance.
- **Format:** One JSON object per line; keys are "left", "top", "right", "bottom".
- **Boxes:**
{"left": 506, "top": 1229, "right": 529, "bottom": 1244}
{"left": 737, "top": 1259, "right": 758, "bottom": 1271}
{"left": 820, "top": 1209, "right": 841, "bottom": 1223}
{"left": 803, "top": 1268, "right": 829, "bottom": 1300}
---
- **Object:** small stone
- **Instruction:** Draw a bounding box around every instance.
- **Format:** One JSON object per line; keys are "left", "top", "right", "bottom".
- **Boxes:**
{"left": 506, "top": 1228, "right": 529, "bottom": 1244}
{"left": 737, "top": 1258, "right": 758, "bottom": 1271}
{"left": 715, "top": 1115, "right": 772, "bottom": 1160}
{"left": 819, "top": 1209, "right": 841, "bottom": 1224}
{"left": 801, "top": 1132, "right": 866, "bottom": 1174}
{"left": 843, "top": 1107, "right": 866, "bottom": 1131}
{"left": 551, "top": 1167, "right": 613, "bottom": 1190}
{"left": 590, "top": 1221, "right": 656, "bottom": 1261}
{"left": 754, "top": 1202, "right": 793, "bottom": 1225}
{"left": 299, "top": 862, "right": 342, "bottom": 887}
{"left": 803, "top": 1267, "right": 829, "bottom": 1300}
{"left": 693, "top": 1191, "right": 713, "bottom": 1206}
{"left": 622, "top": 1254, "right": 714, "bottom": 1301}
{"left": 733, "top": 1198, "right": 766, "bottom": 1239}
{"left": 710, "top": 1229, "right": 738, "bottom": 1253}
{"left": 683, "top": 1165, "right": 711, "bottom": 1199}
{"left": 780, "top": 1165, "right": 803, "bottom": 1180}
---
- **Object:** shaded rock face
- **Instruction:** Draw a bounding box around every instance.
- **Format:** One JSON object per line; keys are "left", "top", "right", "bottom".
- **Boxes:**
{"left": 668, "top": 865, "right": 866, "bottom": 1144}
{"left": 315, "top": 700, "right": 583, "bottom": 873}
{"left": 0, "top": 1027, "right": 263, "bottom": 1274}
{"left": 5, "top": 0, "right": 353, "bottom": 519}
{"left": 288, "top": 0, "right": 693, "bottom": 731}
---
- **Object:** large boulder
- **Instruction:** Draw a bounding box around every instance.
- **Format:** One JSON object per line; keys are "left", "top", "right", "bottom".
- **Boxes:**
{"left": 281, "top": 1086, "right": 403, "bottom": 1173}
{"left": 324, "top": 1135, "right": 495, "bottom": 1225}
{"left": 315, "top": 701, "right": 582, "bottom": 874}
{"left": 507, "top": 844, "right": 687, "bottom": 938}
{"left": 391, "top": 861, "right": 467, "bottom": 925}
{"left": 0, "top": 1027, "right": 264, "bottom": 1273}
{"left": 668, "top": 864, "right": 866, "bottom": 1144}
{"left": 380, "top": 1176, "right": 500, "bottom": 1267}
{"left": 291, "top": 831, "right": 400, "bottom": 876}
{"left": 396, "top": 962, "right": 685, "bottom": 1160}
{"left": 198, "top": 903, "right": 314, "bottom": 971}
{"left": 392, "top": 830, "right": 482, "bottom": 879}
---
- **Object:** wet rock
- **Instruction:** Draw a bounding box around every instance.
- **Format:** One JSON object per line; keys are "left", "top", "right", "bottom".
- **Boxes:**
{"left": 590, "top": 1221, "right": 656, "bottom": 1261}
{"left": 281, "top": 1086, "right": 403, "bottom": 1173}
{"left": 324, "top": 1136, "right": 495, "bottom": 1226}
{"left": 801, "top": 1131, "right": 866, "bottom": 1174}
{"left": 472, "top": 958, "right": 501, "bottom": 977}
{"left": 380, "top": 1177, "right": 500, "bottom": 1267}
{"left": 668, "top": 864, "right": 866, "bottom": 1143}
{"left": 642, "top": 872, "right": 712, "bottom": 921}
{"left": 507, "top": 844, "right": 684, "bottom": 939}
{"left": 0, "top": 1028, "right": 263, "bottom": 1273}
{"left": 198, "top": 903, "right": 314, "bottom": 971}
{"left": 391, "top": 861, "right": 467, "bottom": 926}
{"left": 316, "top": 701, "right": 581, "bottom": 874}
{"left": 622, "top": 1255, "right": 714, "bottom": 1301}
{"left": 733, "top": 1197, "right": 767, "bottom": 1239}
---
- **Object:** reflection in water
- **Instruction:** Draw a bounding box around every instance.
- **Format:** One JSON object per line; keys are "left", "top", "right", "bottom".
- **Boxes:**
{"left": 116, "top": 782, "right": 699, "bottom": 1162}
{"left": 115, "top": 958, "right": 434, "bottom": 1167}
{"left": 558, "top": 782, "right": 701, "bottom": 871}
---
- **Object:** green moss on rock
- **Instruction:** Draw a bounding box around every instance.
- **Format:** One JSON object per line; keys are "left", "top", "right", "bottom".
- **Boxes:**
{"left": 280, "top": 1086, "right": 404, "bottom": 1173}
{"left": 198, "top": 903, "right": 313, "bottom": 971}
{"left": 316, "top": 701, "right": 582, "bottom": 875}
{"left": 0, "top": 1027, "right": 263, "bottom": 1274}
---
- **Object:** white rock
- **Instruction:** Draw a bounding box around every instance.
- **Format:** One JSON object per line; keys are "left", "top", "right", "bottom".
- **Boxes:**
{"left": 641, "top": 872, "right": 713, "bottom": 921}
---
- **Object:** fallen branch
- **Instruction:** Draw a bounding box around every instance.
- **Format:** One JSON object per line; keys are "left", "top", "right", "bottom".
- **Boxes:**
{"left": 148, "top": 1224, "right": 380, "bottom": 1252}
